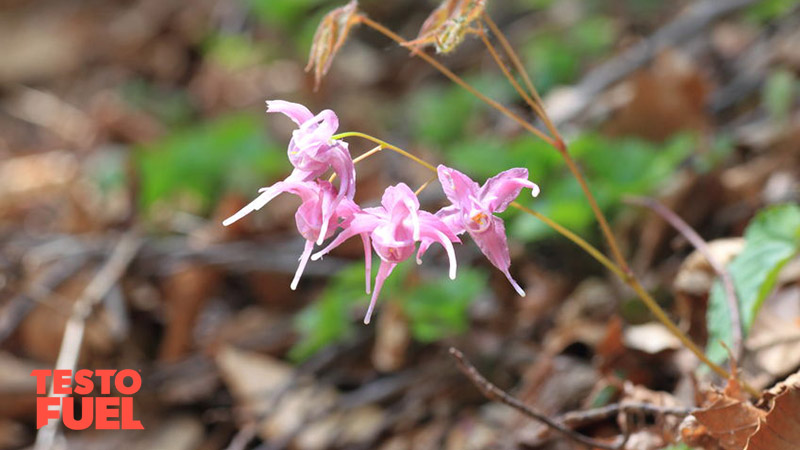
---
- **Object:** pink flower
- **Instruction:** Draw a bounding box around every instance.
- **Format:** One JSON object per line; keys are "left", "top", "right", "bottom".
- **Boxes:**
{"left": 422, "top": 165, "right": 540, "bottom": 296}
{"left": 227, "top": 179, "right": 358, "bottom": 290}
{"left": 223, "top": 100, "right": 356, "bottom": 245}
{"left": 311, "top": 183, "right": 460, "bottom": 324}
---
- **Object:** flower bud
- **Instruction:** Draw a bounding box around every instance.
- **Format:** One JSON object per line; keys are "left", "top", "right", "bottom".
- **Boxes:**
{"left": 306, "top": 0, "right": 361, "bottom": 90}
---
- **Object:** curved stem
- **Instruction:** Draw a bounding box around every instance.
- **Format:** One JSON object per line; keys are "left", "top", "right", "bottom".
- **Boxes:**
{"left": 477, "top": 27, "right": 559, "bottom": 142}
{"left": 415, "top": 176, "right": 437, "bottom": 196}
{"left": 333, "top": 131, "right": 436, "bottom": 171}
{"left": 329, "top": 145, "right": 382, "bottom": 182}
{"left": 357, "top": 15, "right": 557, "bottom": 149}
{"left": 560, "top": 150, "right": 631, "bottom": 275}
{"left": 510, "top": 202, "right": 623, "bottom": 280}
{"left": 481, "top": 13, "right": 559, "bottom": 141}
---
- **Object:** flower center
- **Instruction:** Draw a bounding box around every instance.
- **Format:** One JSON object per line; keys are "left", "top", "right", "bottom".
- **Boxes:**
{"left": 468, "top": 211, "right": 491, "bottom": 233}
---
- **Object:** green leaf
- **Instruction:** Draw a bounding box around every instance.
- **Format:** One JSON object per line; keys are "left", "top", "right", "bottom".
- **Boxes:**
{"left": 409, "top": 84, "right": 478, "bottom": 146}
{"left": 399, "top": 268, "right": 486, "bottom": 342}
{"left": 763, "top": 69, "right": 796, "bottom": 122}
{"left": 746, "top": 0, "right": 797, "bottom": 23}
{"left": 289, "top": 262, "right": 412, "bottom": 361}
{"left": 706, "top": 204, "right": 800, "bottom": 365}
{"left": 135, "top": 113, "right": 285, "bottom": 216}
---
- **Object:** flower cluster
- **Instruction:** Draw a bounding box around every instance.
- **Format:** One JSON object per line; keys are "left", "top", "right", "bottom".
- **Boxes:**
{"left": 224, "top": 100, "right": 539, "bottom": 324}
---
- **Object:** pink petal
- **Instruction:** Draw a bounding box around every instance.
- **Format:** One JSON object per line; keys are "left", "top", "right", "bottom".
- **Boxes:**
{"left": 317, "top": 143, "right": 356, "bottom": 244}
{"left": 417, "top": 206, "right": 464, "bottom": 262}
{"left": 361, "top": 234, "right": 372, "bottom": 294}
{"left": 380, "top": 183, "right": 420, "bottom": 212}
{"left": 364, "top": 262, "right": 396, "bottom": 324}
{"left": 479, "top": 167, "right": 540, "bottom": 213}
{"left": 266, "top": 100, "right": 314, "bottom": 126}
{"left": 291, "top": 240, "right": 316, "bottom": 290}
{"left": 299, "top": 109, "right": 339, "bottom": 142}
{"left": 311, "top": 213, "right": 380, "bottom": 261}
{"left": 469, "top": 216, "right": 525, "bottom": 296}
{"left": 437, "top": 165, "right": 480, "bottom": 208}
{"left": 222, "top": 179, "right": 306, "bottom": 226}
{"left": 418, "top": 213, "right": 461, "bottom": 280}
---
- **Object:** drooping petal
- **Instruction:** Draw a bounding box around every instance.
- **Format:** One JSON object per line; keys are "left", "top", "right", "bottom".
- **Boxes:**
{"left": 299, "top": 109, "right": 339, "bottom": 144}
{"left": 316, "top": 142, "right": 356, "bottom": 244}
{"left": 437, "top": 165, "right": 480, "bottom": 208}
{"left": 417, "top": 205, "right": 465, "bottom": 262}
{"left": 479, "top": 167, "right": 540, "bottom": 213}
{"left": 364, "top": 261, "right": 396, "bottom": 324}
{"left": 222, "top": 178, "right": 309, "bottom": 226}
{"left": 419, "top": 226, "right": 459, "bottom": 280}
{"left": 266, "top": 100, "right": 314, "bottom": 126}
{"left": 361, "top": 233, "right": 372, "bottom": 294}
{"left": 311, "top": 212, "right": 379, "bottom": 261}
{"left": 291, "top": 240, "right": 316, "bottom": 290}
{"left": 468, "top": 216, "right": 525, "bottom": 296}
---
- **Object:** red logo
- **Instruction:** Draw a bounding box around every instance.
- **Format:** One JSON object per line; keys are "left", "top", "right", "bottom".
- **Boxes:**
{"left": 31, "top": 369, "right": 144, "bottom": 430}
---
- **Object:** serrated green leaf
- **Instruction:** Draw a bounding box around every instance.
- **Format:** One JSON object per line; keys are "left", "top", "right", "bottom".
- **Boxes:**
{"left": 706, "top": 204, "right": 800, "bottom": 365}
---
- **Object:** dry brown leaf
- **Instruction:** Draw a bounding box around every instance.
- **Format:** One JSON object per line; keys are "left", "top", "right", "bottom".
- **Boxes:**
{"left": 216, "top": 347, "right": 385, "bottom": 449}
{"left": 604, "top": 50, "right": 710, "bottom": 141}
{"left": 158, "top": 264, "right": 220, "bottom": 362}
{"left": 685, "top": 383, "right": 765, "bottom": 450}
{"left": 745, "top": 370, "right": 800, "bottom": 450}
{"left": 746, "top": 389, "right": 800, "bottom": 450}
{"left": 372, "top": 301, "right": 410, "bottom": 372}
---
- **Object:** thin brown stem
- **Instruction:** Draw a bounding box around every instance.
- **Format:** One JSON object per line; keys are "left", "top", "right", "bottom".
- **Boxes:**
{"left": 449, "top": 347, "right": 626, "bottom": 449}
{"left": 415, "top": 176, "right": 436, "bottom": 196}
{"left": 559, "top": 150, "right": 631, "bottom": 275}
{"left": 626, "top": 196, "right": 743, "bottom": 361}
{"left": 329, "top": 144, "right": 383, "bottom": 182}
{"left": 511, "top": 202, "right": 624, "bottom": 280}
{"left": 558, "top": 402, "right": 693, "bottom": 427}
{"left": 477, "top": 30, "right": 553, "bottom": 138}
{"left": 480, "top": 14, "right": 562, "bottom": 143}
{"left": 357, "top": 15, "right": 557, "bottom": 148}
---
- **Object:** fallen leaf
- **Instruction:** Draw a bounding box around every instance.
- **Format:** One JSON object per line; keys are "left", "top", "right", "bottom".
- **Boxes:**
{"left": 686, "top": 392, "right": 764, "bottom": 450}
{"left": 746, "top": 370, "right": 800, "bottom": 450}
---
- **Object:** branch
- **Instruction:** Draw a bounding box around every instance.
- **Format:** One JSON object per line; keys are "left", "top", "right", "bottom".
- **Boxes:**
{"left": 626, "top": 196, "right": 743, "bottom": 361}
{"left": 449, "top": 347, "right": 626, "bottom": 450}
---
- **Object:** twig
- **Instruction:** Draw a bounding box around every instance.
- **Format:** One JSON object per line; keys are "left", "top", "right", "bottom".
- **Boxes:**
{"left": 449, "top": 347, "right": 625, "bottom": 450}
{"left": 626, "top": 196, "right": 743, "bottom": 361}
{"left": 0, "top": 255, "right": 88, "bottom": 344}
{"left": 34, "top": 232, "right": 142, "bottom": 450}
{"left": 558, "top": 402, "right": 694, "bottom": 427}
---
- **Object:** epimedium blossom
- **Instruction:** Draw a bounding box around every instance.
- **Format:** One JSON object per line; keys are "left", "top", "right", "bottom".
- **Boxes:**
{"left": 223, "top": 100, "right": 356, "bottom": 245}
{"left": 420, "top": 165, "right": 540, "bottom": 297}
{"left": 228, "top": 179, "right": 359, "bottom": 291}
{"left": 311, "top": 183, "right": 460, "bottom": 324}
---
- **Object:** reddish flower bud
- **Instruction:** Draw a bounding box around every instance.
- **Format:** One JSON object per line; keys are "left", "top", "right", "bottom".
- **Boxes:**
{"left": 306, "top": 0, "right": 361, "bottom": 90}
